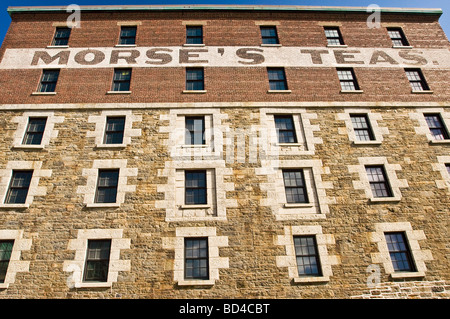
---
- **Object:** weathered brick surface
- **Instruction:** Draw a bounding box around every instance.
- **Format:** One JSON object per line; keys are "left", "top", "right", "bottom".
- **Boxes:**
{"left": 0, "top": 6, "right": 448, "bottom": 299}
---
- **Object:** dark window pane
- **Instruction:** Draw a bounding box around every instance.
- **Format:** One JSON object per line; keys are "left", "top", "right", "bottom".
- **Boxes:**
{"left": 294, "top": 236, "right": 321, "bottom": 276}
{"left": 185, "top": 238, "right": 209, "bottom": 280}
{"left": 186, "top": 68, "right": 204, "bottom": 90}
{"left": 324, "top": 27, "right": 344, "bottom": 45}
{"left": 0, "top": 240, "right": 14, "bottom": 283}
{"left": 185, "top": 170, "right": 207, "bottom": 205}
{"left": 95, "top": 169, "right": 119, "bottom": 203}
{"left": 112, "top": 69, "right": 132, "bottom": 91}
{"left": 39, "top": 70, "right": 59, "bottom": 92}
{"left": 104, "top": 117, "right": 125, "bottom": 144}
{"left": 84, "top": 240, "right": 111, "bottom": 282}
{"left": 186, "top": 26, "right": 203, "bottom": 44}
{"left": 5, "top": 171, "right": 33, "bottom": 204}
{"left": 385, "top": 233, "right": 415, "bottom": 272}
{"left": 23, "top": 117, "right": 47, "bottom": 145}
{"left": 387, "top": 28, "right": 409, "bottom": 46}
{"left": 405, "top": 69, "right": 429, "bottom": 91}
{"left": 52, "top": 27, "right": 71, "bottom": 46}
{"left": 274, "top": 116, "right": 297, "bottom": 143}
{"left": 268, "top": 68, "right": 287, "bottom": 90}
{"left": 337, "top": 68, "right": 359, "bottom": 91}
{"left": 119, "top": 26, "right": 137, "bottom": 45}
{"left": 261, "top": 26, "right": 279, "bottom": 44}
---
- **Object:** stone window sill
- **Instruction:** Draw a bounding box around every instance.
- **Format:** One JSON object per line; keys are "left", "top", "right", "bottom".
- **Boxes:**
{"left": 276, "top": 143, "right": 303, "bottom": 147}
{"left": 180, "top": 204, "right": 211, "bottom": 209}
{"left": 0, "top": 283, "right": 9, "bottom": 289}
{"left": 12, "top": 144, "right": 45, "bottom": 150}
{"left": 86, "top": 203, "right": 121, "bottom": 208}
{"left": 95, "top": 144, "right": 127, "bottom": 149}
{"left": 267, "top": 90, "right": 291, "bottom": 94}
{"left": 114, "top": 44, "right": 137, "bottom": 48}
{"left": 47, "top": 45, "right": 69, "bottom": 49}
{"left": 369, "top": 197, "right": 401, "bottom": 203}
{"left": 177, "top": 279, "right": 215, "bottom": 286}
{"left": 31, "top": 92, "right": 57, "bottom": 96}
{"left": 75, "top": 281, "right": 112, "bottom": 288}
{"left": 106, "top": 91, "right": 132, "bottom": 95}
{"left": 183, "top": 90, "right": 207, "bottom": 94}
{"left": 0, "top": 204, "right": 29, "bottom": 209}
{"left": 181, "top": 144, "right": 210, "bottom": 148}
{"left": 293, "top": 276, "right": 330, "bottom": 284}
{"left": 429, "top": 139, "right": 450, "bottom": 145}
{"left": 390, "top": 271, "right": 425, "bottom": 280}
{"left": 412, "top": 90, "right": 433, "bottom": 94}
{"left": 261, "top": 44, "right": 282, "bottom": 47}
{"left": 352, "top": 140, "right": 382, "bottom": 146}
{"left": 327, "top": 44, "right": 348, "bottom": 48}
{"left": 183, "top": 44, "right": 205, "bottom": 47}
{"left": 392, "top": 45, "right": 413, "bottom": 49}
{"left": 284, "top": 203, "right": 314, "bottom": 208}
{"left": 340, "top": 90, "right": 364, "bottom": 94}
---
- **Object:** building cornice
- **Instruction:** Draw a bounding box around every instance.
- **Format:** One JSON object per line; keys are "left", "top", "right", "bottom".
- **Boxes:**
{"left": 7, "top": 5, "right": 443, "bottom": 17}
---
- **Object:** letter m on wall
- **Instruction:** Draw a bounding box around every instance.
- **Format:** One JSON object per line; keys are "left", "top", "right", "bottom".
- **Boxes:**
{"left": 31, "top": 51, "right": 70, "bottom": 65}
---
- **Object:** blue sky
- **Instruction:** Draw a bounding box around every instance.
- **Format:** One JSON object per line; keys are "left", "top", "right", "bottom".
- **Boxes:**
{"left": 1, "top": 0, "right": 449, "bottom": 46}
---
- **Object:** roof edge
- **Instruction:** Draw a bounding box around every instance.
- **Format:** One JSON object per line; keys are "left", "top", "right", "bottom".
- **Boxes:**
{"left": 6, "top": 5, "right": 444, "bottom": 17}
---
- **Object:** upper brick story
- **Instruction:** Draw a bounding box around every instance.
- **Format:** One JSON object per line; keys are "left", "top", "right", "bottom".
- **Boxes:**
{"left": 0, "top": 5, "right": 449, "bottom": 105}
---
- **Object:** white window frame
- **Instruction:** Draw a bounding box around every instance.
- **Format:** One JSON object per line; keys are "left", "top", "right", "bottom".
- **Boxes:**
{"left": 63, "top": 229, "right": 131, "bottom": 288}
{"left": 275, "top": 225, "right": 339, "bottom": 284}
{"left": 409, "top": 108, "right": 450, "bottom": 145}
{"left": 370, "top": 222, "right": 433, "bottom": 279}
{"left": 76, "top": 159, "right": 138, "bottom": 208}
{"left": 11, "top": 111, "right": 64, "bottom": 149}
{"left": 162, "top": 227, "right": 229, "bottom": 287}
{"left": 0, "top": 161, "right": 52, "bottom": 209}
{"left": 432, "top": 156, "right": 450, "bottom": 192}
{"left": 0, "top": 230, "right": 32, "bottom": 289}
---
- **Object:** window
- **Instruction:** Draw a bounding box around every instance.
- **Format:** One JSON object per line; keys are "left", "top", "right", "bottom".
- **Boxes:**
{"left": 260, "top": 26, "right": 279, "bottom": 45}
{"left": 385, "top": 232, "right": 416, "bottom": 272}
{"left": 294, "top": 236, "right": 322, "bottom": 277}
{"left": 0, "top": 240, "right": 14, "bottom": 284}
{"left": 185, "top": 117, "right": 205, "bottom": 145}
{"left": 186, "top": 26, "right": 203, "bottom": 45}
{"left": 52, "top": 27, "right": 71, "bottom": 46}
{"left": 350, "top": 114, "right": 375, "bottom": 141}
{"left": 337, "top": 68, "right": 360, "bottom": 91}
{"left": 324, "top": 27, "right": 344, "bottom": 46}
{"left": 424, "top": 114, "right": 449, "bottom": 140}
{"left": 95, "top": 169, "right": 119, "bottom": 204}
{"left": 5, "top": 171, "right": 33, "bottom": 204}
{"left": 104, "top": 116, "right": 125, "bottom": 144}
{"left": 283, "top": 169, "right": 308, "bottom": 204}
{"left": 112, "top": 69, "right": 132, "bottom": 92}
{"left": 83, "top": 239, "right": 111, "bottom": 282}
{"left": 185, "top": 170, "right": 207, "bottom": 205}
{"left": 274, "top": 115, "right": 297, "bottom": 143}
{"left": 186, "top": 68, "right": 204, "bottom": 91}
{"left": 405, "top": 69, "right": 430, "bottom": 91}
{"left": 119, "top": 26, "right": 137, "bottom": 45}
{"left": 22, "top": 117, "right": 47, "bottom": 145}
{"left": 387, "top": 28, "right": 409, "bottom": 47}
{"left": 184, "top": 238, "right": 209, "bottom": 280}
{"left": 38, "top": 70, "right": 59, "bottom": 93}
{"left": 365, "top": 166, "right": 392, "bottom": 198}
{"left": 446, "top": 164, "right": 450, "bottom": 176}
{"left": 267, "top": 68, "right": 288, "bottom": 91}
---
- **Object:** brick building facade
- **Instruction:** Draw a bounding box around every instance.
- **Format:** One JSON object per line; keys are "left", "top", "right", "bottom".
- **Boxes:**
{"left": 0, "top": 5, "right": 448, "bottom": 299}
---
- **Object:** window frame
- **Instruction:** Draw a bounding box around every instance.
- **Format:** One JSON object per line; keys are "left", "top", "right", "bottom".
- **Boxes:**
{"left": 94, "top": 169, "right": 120, "bottom": 204}
{"left": 274, "top": 115, "right": 298, "bottom": 144}
{"left": 387, "top": 27, "right": 410, "bottom": 47}
{"left": 184, "top": 170, "right": 207, "bottom": 205}
{"left": 405, "top": 68, "right": 430, "bottom": 92}
{"left": 22, "top": 117, "right": 47, "bottom": 146}
{"left": 294, "top": 235, "right": 322, "bottom": 277}
{"left": 282, "top": 169, "right": 309, "bottom": 204}
{"left": 4, "top": 170, "right": 33, "bottom": 205}
{"left": 38, "top": 69, "right": 60, "bottom": 93}
{"left": 185, "top": 68, "right": 205, "bottom": 91}
{"left": 384, "top": 232, "right": 417, "bottom": 273}
{"left": 51, "top": 27, "right": 71, "bottom": 46}
{"left": 337, "top": 68, "right": 360, "bottom": 91}
{"left": 424, "top": 113, "right": 450, "bottom": 140}
{"left": 103, "top": 116, "right": 126, "bottom": 145}
{"left": 267, "top": 67, "right": 288, "bottom": 91}
{"left": 350, "top": 114, "right": 375, "bottom": 142}
{"left": 324, "top": 27, "right": 345, "bottom": 46}
{"left": 111, "top": 68, "right": 132, "bottom": 92}
{"left": 83, "top": 239, "right": 112, "bottom": 283}
{"left": 185, "top": 116, "right": 206, "bottom": 145}
{"left": 184, "top": 237, "right": 209, "bottom": 280}
{"left": 365, "top": 165, "right": 393, "bottom": 198}
{"left": 260, "top": 26, "right": 279, "bottom": 45}
{"left": 0, "top": 240, "right": 14, "bottom": 284}
{"left": 186, "top": 26, "right": 203, "bottom": 45}
{"left": 118, "top": 26, "right": 137, "bottom": 45}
